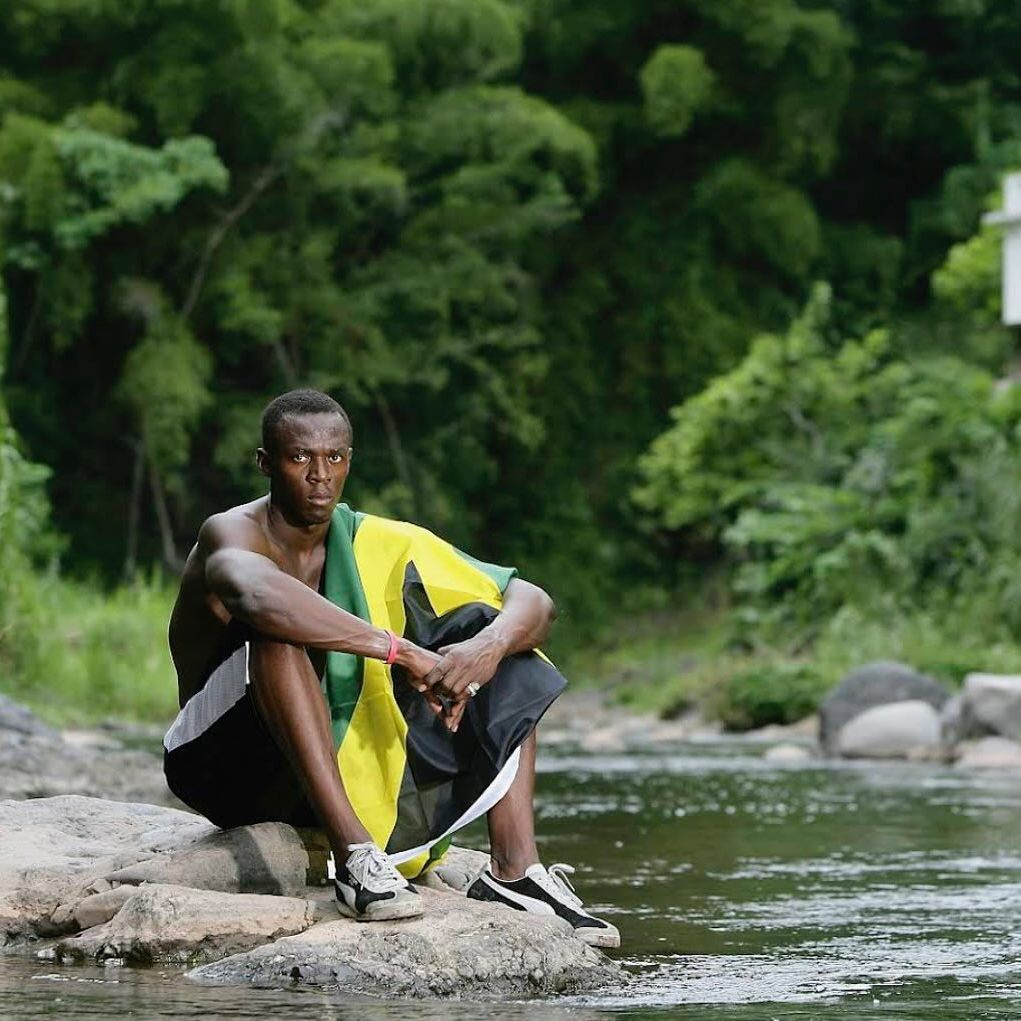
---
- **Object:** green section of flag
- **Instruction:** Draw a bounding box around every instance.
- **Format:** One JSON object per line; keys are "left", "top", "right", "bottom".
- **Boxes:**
{"left": 323, "top": 503, "right": 370, "bottom": 748}
{"left": 453, "top": 547, "right": 517, "bottom": 594}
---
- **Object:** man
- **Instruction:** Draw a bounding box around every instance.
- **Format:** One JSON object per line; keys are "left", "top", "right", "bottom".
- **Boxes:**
{"left": 163, "top": 389, "right": 619, "bottom": 947}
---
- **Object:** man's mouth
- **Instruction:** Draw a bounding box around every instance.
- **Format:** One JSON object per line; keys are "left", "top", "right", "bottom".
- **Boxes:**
{"left": 307, "top": 492, "right": 333, "bottom": 505}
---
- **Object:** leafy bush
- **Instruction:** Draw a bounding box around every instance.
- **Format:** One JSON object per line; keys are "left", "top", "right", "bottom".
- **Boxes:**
{"left": 711, "top": 660, "right": 827, "bottom": 731}
{"left": 635, "top": 275, "right": 1021, "bottom": 643}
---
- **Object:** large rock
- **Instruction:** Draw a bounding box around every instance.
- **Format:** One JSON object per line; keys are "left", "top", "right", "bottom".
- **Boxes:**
{"left": 0, "top": 697, "right": 171, "bottom": 805}
{"left": 820, "top": 662, "right": 950, "bottom": 754}
{"left": 0, "top": 797, "right": 320, "bottom": 944}
{"left": 103, "top": 821, "right": 317, "bottom": 896}
{"left": 55, "top": 884, "right": 316, "bottom": 964}
{"left": 954, "top": 736, "right": 1021, "bottom": 770}
{"left": 956, "top": 673, "right": 1021, "bottom": 741}
{"left": 188, "top": 886, "right": 623, "bottom": 998}
{"left": 835, "top": 700, "right": 942, "bottom": 760}
{"left": 0, "top": 795, "right": 213, "bottom": 943}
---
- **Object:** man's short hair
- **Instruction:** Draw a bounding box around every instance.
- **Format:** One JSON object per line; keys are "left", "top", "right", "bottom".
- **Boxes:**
{"left": 261, "top": 389, "right": 352, "bottom": 450}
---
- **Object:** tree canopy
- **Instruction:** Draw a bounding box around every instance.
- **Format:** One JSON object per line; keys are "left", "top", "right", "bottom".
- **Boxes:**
{"left": 1, "top": 0, "right": 1020, "bottom": 631}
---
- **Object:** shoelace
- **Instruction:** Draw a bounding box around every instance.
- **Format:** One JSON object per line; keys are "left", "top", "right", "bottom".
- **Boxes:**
{"left": 347, "top": 842, "right": 406, "bottom": 893}
{"left": 546, "top": 862, "right": 584, "bottom": 909}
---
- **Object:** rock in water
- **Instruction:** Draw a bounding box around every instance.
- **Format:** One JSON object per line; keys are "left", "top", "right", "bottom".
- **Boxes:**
{"left": 188, "top": 886, "right": 624, "bottom": 998}
{"left": 820, "top": 662, "right": 950, "bottom": 755}
{"left": 55, "top": 884, "right": 316, "bottom": 964}
{"left": 954, "top": 736, "right": 1021, "bottom": 769}
{"left": 835, "top": 700, "right": 942, "bottom": 760}
{"left": 957, "top": 674, "right": 1021, "bottom": 740}
{"left": 763, "top": 743, "right": 813, "bottom": 763}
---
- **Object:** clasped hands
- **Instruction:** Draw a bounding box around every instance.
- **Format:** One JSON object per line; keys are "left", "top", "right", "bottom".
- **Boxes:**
{"left": 404, "top": 631, "right": 506, "bottom": 733}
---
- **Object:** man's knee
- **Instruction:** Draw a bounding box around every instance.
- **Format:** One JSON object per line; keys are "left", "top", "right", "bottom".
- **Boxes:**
{"left": 248, "top": 638, "right": 310, "bottom": 681}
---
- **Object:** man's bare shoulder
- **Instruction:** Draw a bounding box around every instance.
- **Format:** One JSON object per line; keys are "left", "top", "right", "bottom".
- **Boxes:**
{"left": 197, "top": 497, "right": 271, "bottom": 558}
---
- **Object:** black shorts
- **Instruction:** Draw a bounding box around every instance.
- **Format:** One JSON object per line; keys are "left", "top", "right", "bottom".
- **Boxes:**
{"left": 163, "top": 624, "right": 317, "bottom": 829}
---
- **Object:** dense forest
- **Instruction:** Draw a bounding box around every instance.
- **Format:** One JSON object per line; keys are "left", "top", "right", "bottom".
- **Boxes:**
{"left": 2, "top": 0, "right": 1021, "bottom": 721}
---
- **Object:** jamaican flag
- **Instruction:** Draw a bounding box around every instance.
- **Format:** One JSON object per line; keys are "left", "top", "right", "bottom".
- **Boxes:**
{"left": 323, "top": 503, "right": 566, "bottom": 878}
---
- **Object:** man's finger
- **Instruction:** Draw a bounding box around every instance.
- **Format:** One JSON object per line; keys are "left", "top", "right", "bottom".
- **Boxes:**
{"left": 447, "top": 699, "right": 467, "bottom": 732}
{"left": 422, "top": 692, "right": 444, "bottom": 716}
{"left": 422, "top": 660, "right": 449, "bottom": 691}
{"left": 434, "top": 658, "right": 466, "bottom": 698}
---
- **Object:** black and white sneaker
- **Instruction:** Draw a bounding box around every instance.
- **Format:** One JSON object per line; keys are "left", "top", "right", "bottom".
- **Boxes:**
{"left": 466, "top": 862, "right": 620, "bottom": 948}
{"left": 334, "top": 842, "right": 423, "bottom": 922}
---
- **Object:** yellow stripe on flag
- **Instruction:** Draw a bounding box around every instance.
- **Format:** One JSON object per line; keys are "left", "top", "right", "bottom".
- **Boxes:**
{"left": 336, "top": 518, "right": 412, "bottom": 850}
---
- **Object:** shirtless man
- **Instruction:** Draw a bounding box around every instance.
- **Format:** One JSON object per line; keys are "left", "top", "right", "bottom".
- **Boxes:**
{"left": 163, "top": 389, "right": 618, "bottom": 946}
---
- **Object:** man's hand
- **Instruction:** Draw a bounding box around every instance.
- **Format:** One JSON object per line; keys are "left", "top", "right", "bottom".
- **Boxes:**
{"left": 396, "top": 640, "right": 467, "bottom": 732}
{"left": 422, "top": 631, "right": 507, "bottom": 703}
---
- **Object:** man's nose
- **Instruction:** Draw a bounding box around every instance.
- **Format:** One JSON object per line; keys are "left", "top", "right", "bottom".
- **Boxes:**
{"left": 307, "top": 458, "right": 332, "bottom": 482}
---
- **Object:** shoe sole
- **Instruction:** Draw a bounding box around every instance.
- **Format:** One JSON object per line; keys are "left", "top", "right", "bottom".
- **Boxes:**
{"left": 336, "top": 897, "right": 424, "bottom": 922}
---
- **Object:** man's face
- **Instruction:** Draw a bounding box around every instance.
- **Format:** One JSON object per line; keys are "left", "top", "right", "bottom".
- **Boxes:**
{"left": 257, "top": 412, "right": 353, "bottom": 526}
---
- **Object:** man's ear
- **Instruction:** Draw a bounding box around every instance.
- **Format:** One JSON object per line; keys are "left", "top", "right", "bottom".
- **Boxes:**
{"left": 256, "top": 447, "right": 271, "bottom": 478}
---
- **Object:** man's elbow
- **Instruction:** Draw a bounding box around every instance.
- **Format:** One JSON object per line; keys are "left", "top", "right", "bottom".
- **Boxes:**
{"left": 206, "top": 550, "right": 259, "bottom": 618}
{"left": 540, "top": 587, "right": 557, "bottom": 625}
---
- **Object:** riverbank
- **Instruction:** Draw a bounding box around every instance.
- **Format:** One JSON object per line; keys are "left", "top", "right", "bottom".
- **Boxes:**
{"left": 560, "top": 603, "right": 1021, "bottom": 733}
{"left": 9, "top": 729, "right": 1021, "bottom": 1016}
{"left": 6, "top": 577, "right": 1021, "bottom": 737}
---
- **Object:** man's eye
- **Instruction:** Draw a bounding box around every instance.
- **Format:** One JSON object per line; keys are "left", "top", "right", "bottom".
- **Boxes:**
{"left": 329, "top": 453, "right": 345, "bottom": 463}
{"left": 292, "top": 454, "right": 308, "bottom": 463}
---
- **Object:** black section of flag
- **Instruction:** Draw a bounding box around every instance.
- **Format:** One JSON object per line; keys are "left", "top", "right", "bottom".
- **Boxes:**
{"left": 385, "top": 561, "right": 566, "bottom": 854}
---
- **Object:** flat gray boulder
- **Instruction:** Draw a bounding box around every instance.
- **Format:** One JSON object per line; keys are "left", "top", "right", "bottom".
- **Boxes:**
{"left": 55, "top": 884, "right": 316, "bottom": 964}
{"left": 0, "top": 797, "right": 321, "bottom": 944}
{"left": 189, "top": 885, "right": 623, "bottom": 998}
{"left": 820, "top": 662, "right": 950, "bottom": 754}
{"left": 957, "top": 673, "right": 1021, "bottom": 741}
{"left": 835, "top": 700, "right": 942, "bottom": 760}
{"left": 0, "top": 795, "right": 213, "bottom": 943}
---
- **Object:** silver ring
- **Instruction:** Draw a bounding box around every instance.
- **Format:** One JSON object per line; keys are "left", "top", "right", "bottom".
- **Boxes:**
{"left": 466, "top": 682, "right": 480, "bottom": 697}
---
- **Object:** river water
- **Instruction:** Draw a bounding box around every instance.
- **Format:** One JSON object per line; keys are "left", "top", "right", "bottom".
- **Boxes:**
{"left": 4, "top": 738, "right": 1021, "bottom": 1019}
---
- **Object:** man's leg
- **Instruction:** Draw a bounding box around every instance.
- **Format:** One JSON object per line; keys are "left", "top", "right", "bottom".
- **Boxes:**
{"left": 486, "top": 729, "right": 540, "bottom": 880}
{"left": 475, "top": 726, "right": 620, "bottom": 946}
{"left": 247, "top": 637, "right": 371, "bottom": 863}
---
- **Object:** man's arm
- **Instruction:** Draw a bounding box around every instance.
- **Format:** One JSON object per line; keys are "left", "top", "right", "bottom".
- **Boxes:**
{"left": 201, "top": 516, "right": 438, "bottom": 677}
{"left": 422, "top": 577, "right": 557, "bottom": 704}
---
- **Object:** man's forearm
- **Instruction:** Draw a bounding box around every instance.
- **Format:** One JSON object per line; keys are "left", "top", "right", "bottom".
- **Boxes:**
{"left": 208, "top": 550, "right": 415, "bottom": 664}
{"left": 481, "top": 578, "right": 556, "bottom": 655}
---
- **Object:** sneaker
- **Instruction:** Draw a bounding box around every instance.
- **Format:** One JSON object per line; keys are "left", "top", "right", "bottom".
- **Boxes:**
{"left": 466, "top": 862, "right": 620, "bottom": 948}
{"left": 334, "top": 842, "right": 423, "bottom": 922}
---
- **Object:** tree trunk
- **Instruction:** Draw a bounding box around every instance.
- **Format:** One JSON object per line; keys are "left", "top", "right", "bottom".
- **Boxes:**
{"left": 122, "top": 438, "right": 145, "bottom": 580}
{"left": 147, "top": 451, "right": 184, "bottom": 573}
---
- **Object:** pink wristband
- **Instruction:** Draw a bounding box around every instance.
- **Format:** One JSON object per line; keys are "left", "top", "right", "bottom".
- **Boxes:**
{"left": 383, "top": 629, "right": 400, "bottom": 666}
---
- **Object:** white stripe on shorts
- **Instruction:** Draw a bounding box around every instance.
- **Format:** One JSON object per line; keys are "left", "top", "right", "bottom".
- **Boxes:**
{"left": 163, "top": 643, "right": 249, "bottom": 753}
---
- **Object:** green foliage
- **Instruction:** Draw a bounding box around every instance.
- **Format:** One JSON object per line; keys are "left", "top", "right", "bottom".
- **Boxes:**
{"left": 116, "top": 287, "right": 214, "bottom": 474}
{"left": 637, "top": 216, "right": 1021, "bottom": 648}
{"left": 640, "top": 45, "right": 715, "bottom": 139}
{"left": 0, "top": 115, "right": 228, "bottom": 267}
{"left": 694, "top": 160, "right": 820, "bottom": 277}
{"left": 711, "top": 660, "right": 825, "bottom": 731}
{"left": 0, "top": 573, "right": 179, "bottom": 725}
{"left": 3, "top": 0, "right": 1021, "bottom": 726}
{"left": 932, "top": 218, "right": 1002, "bottom": 321}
